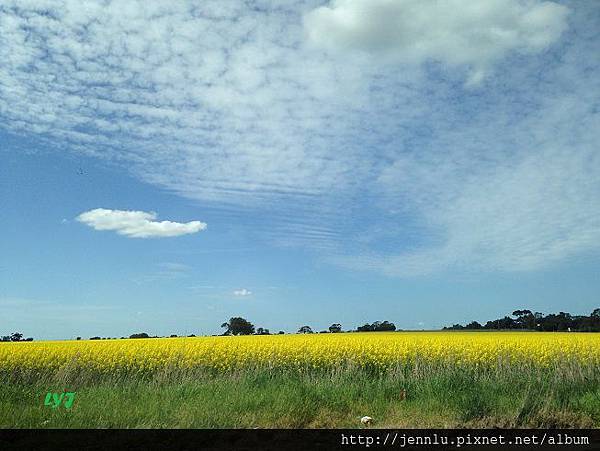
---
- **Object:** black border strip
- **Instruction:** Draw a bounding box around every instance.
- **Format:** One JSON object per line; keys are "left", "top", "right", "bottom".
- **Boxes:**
{"left": 1, "top": 429, "right": 600, "bottom": 451}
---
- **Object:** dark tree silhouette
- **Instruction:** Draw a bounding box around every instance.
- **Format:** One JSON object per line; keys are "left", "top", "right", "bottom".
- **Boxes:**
{"left": 489, "top": 316, "right": 514, "bottom": 329}
{"left": 445, "top": 324, "right": 464, "bottom": 330}
{"left": 10, "top": 332, "right": 23, "bottom": 342}
{"left": 328, "top": 323, "right": 342, "bottom": 333}
{"left": 445, "top": 308, "right": 600, "bottom": 332}
{"left": 512, "top": 309, "right": 535, "bottom": 329}
{"left": 357, "top": 321, "right": 396, "bottom": 332}
{"left": 375, "top": 321, "right": 396, "bottom": 331}
{"left": 129, "top": 332, "right": 150, "bottom": 339}
{"left": 255, "top": 327, "right": 270, "bottom": 335}
{"left": 298, "top": 325, "right": 313, "bottom": 334}
{"left": 221, "top": 317, "right": 255, "bottom": 335}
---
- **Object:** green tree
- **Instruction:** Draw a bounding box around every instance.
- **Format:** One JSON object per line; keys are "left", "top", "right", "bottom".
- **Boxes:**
{"left": 298, "top": 325, "right": 313, "bottom": 334}
{"left": 512, "top": 309, "right": 534, "bottom": 329}
{"left": 328, "top": 323, "right": 342, "bottom": 333}
{"left": 221, "top": 317, "right": 255, "bottom": 335}
{"left": 129, "top": 332, "right": 150, "bottom": 339}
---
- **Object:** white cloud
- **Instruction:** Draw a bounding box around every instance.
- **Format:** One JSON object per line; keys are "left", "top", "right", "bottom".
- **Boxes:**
{"left": 0, "top": 1, "right": 598, "bottom": 277}
{"left": 335, "top": 69, "right": 600, "bottom": 276}
{"left": 233, "top": 289, "right": 252, "bottom": 297}
{"left": 76, "top": 208, "right": 206, "bottom": 238}
{"left": 0, "top": 0, "right": 376, "bottom": 252}
{"left": 304, "top": 0, "right": 569, "bottom": 83}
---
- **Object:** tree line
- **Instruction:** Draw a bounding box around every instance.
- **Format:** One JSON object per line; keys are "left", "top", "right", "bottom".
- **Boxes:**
{"left": 444, "top": 308, "right": 600, "bottom": 332}
{"left": 218, "top": 317, "right": 396, "bottom": 336}
{"left": 7, "top": 309, "right": 600, "bottom": 341}
{"left": 1, "top": 332, "right": 33, "bottom": 342}
{"left": 3, "top": 320, "right": 397, "bottom": 340}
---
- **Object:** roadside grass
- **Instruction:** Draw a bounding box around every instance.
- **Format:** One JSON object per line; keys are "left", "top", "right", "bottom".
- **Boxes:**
{"left": 1, "top": 368, "right": 599, "bottom": 428}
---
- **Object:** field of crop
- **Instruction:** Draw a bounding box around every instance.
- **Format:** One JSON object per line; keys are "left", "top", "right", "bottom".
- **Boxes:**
{"left": 2, "top": 332, "right": 600, "bottom": 428}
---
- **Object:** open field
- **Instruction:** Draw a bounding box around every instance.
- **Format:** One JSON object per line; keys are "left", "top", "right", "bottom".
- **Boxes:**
{"left": 2, "top": 332, "right": 600, "bottom": 428}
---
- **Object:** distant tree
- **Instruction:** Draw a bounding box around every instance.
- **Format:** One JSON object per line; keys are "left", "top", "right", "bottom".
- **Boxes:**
{"left": 484, "top": 316, "right": 515, "bottom": 330}
{"left": 512, "top": 309, "right": 535, "bottom": 329}
{"left": 1, "top": 336, "right": 10, "bottom": 342}
{"left": 221, "top": 317, "right": 255, "bottom": 336}
{"left": 25, "top": 337, "right": 33, "bottom": 341}
{"left": 443, "top": 324, "right": 465, "bottom": 330}
{"left": 374, "top": 321, "right": 396, "bottom": 332}
{"left": 512, "top": 309, "right": 531, "bottom": 317}
{"left": 10, "top": 332, "right": 23, "bottom": 342}
{"left": 589, "top": 309, "right": 600, "bottom": 331}
{"left": 356, "top": 321, "right": 396, "bottom": 332}
{"left": 170, "top": 334, "right": 178, "bottom": 338}
{"left": 298, "top": 325, "right": 313, "bottom": 334}
{"left": 255, "top": 327, "right": 270, "bottom": 335}
{"left": 445, "top": 308, "right": 600, "bottom": 332}
{"left": 90, "top": 336, "right": 101, "bottom": 340}
{"left": 129, "top": 332, "right": 150, "bottom": 339}
{"left": 278, "top": 331, "right": 285, "bottom": 335}
{"left": 188, "top": 334, "right": 196, "bottom": 337}
{"left": 328, "top": 323, "right": 342, "bottom": 333}
{"left": 76, "top": 337, "right": 82, "bottom": 340}
{"left": 220, "top": 322, "right": 230, "bottom": 335}
{"left": 465, "top": 321, "right": 482, "bottom": 330}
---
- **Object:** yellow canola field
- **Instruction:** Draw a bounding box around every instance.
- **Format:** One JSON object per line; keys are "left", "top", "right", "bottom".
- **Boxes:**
{"left": 1, "top": 332, "right": 599, "bottom": 374}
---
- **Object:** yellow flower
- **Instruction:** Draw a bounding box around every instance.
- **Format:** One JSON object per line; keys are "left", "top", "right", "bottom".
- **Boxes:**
{"left": 1, "top": 332, "right": 599, "bottom": 375}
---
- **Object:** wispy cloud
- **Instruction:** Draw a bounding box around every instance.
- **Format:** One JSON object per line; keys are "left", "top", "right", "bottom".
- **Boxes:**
{"left": 233, "top": 289, "right": 252, "bottom": 297}
{"left": 157, "top": 262, "right": 191, "bottom": 273}
{"left": 132, "top": 261, "right": 192, "bottom": 284}
{"left": 76, "top": 208, "right": 206, "bottom": 238}
{"left": 1, "top": 1, "right": 598, "bottom": 276}
{"left": 188, "top": 285, "right": 217, "bottom": 291}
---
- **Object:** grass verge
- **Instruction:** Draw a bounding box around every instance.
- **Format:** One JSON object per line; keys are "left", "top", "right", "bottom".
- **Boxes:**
{"left": 2, "top": 368, "right": 599, "bottom": 428}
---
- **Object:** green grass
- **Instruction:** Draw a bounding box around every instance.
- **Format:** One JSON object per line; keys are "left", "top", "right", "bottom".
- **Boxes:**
{"left": 2, "top": 368, "right": 600, "bottom": 428}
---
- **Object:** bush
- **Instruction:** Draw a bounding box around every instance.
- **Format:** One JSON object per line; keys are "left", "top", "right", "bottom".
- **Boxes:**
{"left": 130, "top": 333, "right": 150, "bottom": 339}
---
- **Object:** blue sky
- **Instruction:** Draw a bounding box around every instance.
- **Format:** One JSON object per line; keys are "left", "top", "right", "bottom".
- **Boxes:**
{"left": 1, "top": 0, "right": 599, "bottom": 339}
